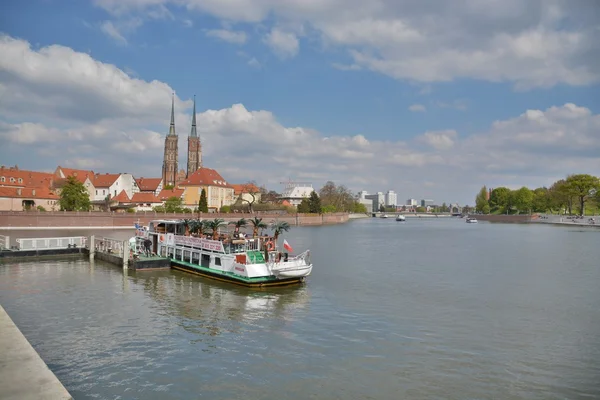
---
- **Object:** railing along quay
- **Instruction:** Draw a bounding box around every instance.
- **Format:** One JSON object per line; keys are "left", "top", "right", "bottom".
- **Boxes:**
{"left": 15, "top": 236, "right": 87, "bottom": 251}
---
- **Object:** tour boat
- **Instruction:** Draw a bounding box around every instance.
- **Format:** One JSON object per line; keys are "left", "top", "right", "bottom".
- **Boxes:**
{"left": 137, "top": 219, "right": 313, "bottom": 287}
{"left": 396, "top": 215, "right": 406, "bottom": 222}
{"left": 466, "top": 217, "right": 478, "bottom": 223}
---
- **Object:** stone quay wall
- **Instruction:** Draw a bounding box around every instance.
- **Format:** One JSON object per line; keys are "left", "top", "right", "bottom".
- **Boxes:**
{"left": 0, "top": 211, "right": 349, "bottom": 228}
{"left": 469, "top": 214, "right": 532, "bottom": 223}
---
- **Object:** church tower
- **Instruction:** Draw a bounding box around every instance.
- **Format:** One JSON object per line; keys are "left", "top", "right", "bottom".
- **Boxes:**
{"left": 186, "top": 95, "right": 202, "bottom": 177}
{"left": 162, "top": 94, "right": 179, "bottom": 187}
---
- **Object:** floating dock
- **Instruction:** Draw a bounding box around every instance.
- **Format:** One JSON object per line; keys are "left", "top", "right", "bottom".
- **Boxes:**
{"left": 0, "top": 305, "right": 73, "bottom": 400}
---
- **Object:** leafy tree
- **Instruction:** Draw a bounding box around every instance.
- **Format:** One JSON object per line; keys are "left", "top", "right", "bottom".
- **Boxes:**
{"left": 489, "top": 187, "right": 511, "bottom": 213}
{"left": 565, "top": 174, "right": 600, "bottom": 216}
{"left": 531, "top": 187, "right": 550, "bottom": 213}
{"left": 220, "top": 205, "right": 230, "bottom": 213}
{"left": 59, "top": 176, "right": 91, "bottom": 211}
{"left": 229, "top": 218, "right": 247, "bottom": 230}
{"left": 319, "top": 181, "right": 357, "bottom": 212}
{"left": 270, "top": 220, "right": 291, "bottom": 243}
{"left": 510, "top": 187, "right": 534, "bottom": 214}
{"left": 475, "top": 185, "right": 490, "bottom": 214}
{"left": 249, "top": 217, "right": 267, "bottom": 237}
{"left": 308, "top": 191, "right": 321, "bottom": 213}
{"left": 259, "top": 186, "right": 280, "bottom": 204}
{"left": 163, "top": 184, "right": 174, "bottom": 190}
{"left": 441, "top": 202, "right": 447, "bottom": 212}
{"left": 353, "top": 202, "right": 368, "bottom": 213}
{"left": 164, "top": 196, "right": 183, "bottom": 213}
{"left": 415, "top": 206, "right": 426, "bottom": 213}
{"left": 378, "top": 204, "right": 385, "bottom": 212}
{"left": 239, "top": 181, "right": 260, "bottom": 213}
{"left": 549, "top": 179, "right": 574, "bottom": 214}
{"left": 198, "top": 188, "right": 208, "bottom": 213}
{"left": 297, "top": 198, "right": 310, "bottom": 213}
{"left": 322, "top": 204, "right": 337, "bottom": 213}
{"left": 37, "top": 205, "right": 46, "bottom": 212}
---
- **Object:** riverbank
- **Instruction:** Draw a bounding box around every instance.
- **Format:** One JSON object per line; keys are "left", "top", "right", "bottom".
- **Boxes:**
{"left": 0, "top": 305, "right": 72, "bottom": 400}
{"left": 0, "top": 211, "right": 349, "bottom": 230}
{"left": 471, "top": 214, "right": 599, "bottom": 228}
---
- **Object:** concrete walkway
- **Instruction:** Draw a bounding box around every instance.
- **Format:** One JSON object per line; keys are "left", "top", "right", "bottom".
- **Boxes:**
{"left": 0, "top": 305, "right": 72, "bottom": 400}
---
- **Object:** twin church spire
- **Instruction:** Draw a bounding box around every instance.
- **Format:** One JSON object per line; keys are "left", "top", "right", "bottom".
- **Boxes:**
{"left": 162, "top": 93, "right": 202, "bottom": 187}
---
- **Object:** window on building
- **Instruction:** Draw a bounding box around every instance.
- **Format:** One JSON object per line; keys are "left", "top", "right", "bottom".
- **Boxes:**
{"left": 103, "top": 190, "right": 106, "bottom": 195}
{"left": 10, "top": 177, "right": 15, "bottom": 182}
{"left": 0, "top": 177, "right": 4, "bottom": 182}
{"left": 18, "top": 178, "right": 22, "bottom": 183}
{"left": 96, "top": 190, "right": 98, "bottom": 195}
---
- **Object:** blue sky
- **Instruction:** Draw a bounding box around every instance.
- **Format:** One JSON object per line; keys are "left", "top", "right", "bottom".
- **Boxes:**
{"left": 1, "top": 0, "right": 599, "bottom": 205}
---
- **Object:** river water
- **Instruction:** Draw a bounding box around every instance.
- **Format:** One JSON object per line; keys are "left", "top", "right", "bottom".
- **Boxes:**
{"left": 1, "top": 219, "right": 599, "bottom": 399}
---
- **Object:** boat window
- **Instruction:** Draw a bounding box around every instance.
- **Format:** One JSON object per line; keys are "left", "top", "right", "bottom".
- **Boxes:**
{"left": 215, "top": 257, "right": 221, "bottom": 266}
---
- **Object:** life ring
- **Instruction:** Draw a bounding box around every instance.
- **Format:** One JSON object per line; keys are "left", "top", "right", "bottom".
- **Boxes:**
{"left": 266, "top": 241, "right": 275, "bottom": 251}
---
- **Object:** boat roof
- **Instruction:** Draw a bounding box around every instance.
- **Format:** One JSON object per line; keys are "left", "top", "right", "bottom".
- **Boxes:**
{"left": 150, "top": 219, "right": 185, "bottom": 224}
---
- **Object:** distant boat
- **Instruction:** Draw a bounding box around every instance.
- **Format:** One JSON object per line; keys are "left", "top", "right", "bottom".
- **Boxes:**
{"left": 380, "top": 214, "right": 389, "bottom": 219}
{"left": 466, "top": 217, "right": 478, "bottom": 223}
{"left": 396, "top": 215, "right": 406, "bottom": 222}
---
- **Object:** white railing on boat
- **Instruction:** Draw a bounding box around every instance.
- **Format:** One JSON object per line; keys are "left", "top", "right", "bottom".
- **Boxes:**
{"left": 95, "top": 237, "right": 124, "bottom": 255}
{"left": 160, "top": 233, "right": 265, "bottom": 254}
{"left": 0, "top": 235, "right": 9, "bottom": 250}
{"left": 16, "top": 236, "right": 87, "bottom": 251}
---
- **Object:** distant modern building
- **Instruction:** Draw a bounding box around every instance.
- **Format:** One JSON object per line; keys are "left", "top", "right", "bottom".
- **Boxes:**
{"left": 406, "top": 198, "right": 418, "bottom": 206}
{"left": 357, "top": 190, "right": 369, "bottom": 200}
{"left": 421, "top": 199, "right": 434, "bottom": 207}
{"left": 385, "top": 190, "right": 397, "bottom": 207}
{"left": 366, "top": 192, "right": 385, "bottom": 211}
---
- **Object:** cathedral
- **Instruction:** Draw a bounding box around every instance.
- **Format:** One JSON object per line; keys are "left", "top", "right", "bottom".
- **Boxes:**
{"left": 162, "top": 94, "right": 202, "bottom": 187}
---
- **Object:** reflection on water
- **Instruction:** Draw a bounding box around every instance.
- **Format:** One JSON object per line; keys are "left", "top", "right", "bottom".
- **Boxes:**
{"left": 1, "top": 220, "right": 600, "bottom": 399}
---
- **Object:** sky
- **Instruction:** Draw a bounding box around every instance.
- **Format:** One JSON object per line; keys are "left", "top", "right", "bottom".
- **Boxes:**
{"left": 0, "top": 0, "right": 599, "bottom": 205}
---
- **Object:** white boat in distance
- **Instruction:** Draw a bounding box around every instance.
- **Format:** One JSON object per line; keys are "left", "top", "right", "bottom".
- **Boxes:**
{"left": 466, "top": 217, "right": 478, "bottom": 223}
{"left": 396, "top": 215, "right": 406, "bottom": 222}
{"left": 380, "top": 214, "right": 389, "bottom": 218}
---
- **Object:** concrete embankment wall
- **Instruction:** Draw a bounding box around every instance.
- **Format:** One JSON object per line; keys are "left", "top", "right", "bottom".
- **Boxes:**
{"left": 470, "top": 214, "right": 532, "bottom": 223}
{"left": 0, "top": 211, "right": 349, "bottom": 229}
{"left": 0, "top": 305, "right": 73, "bottom": 399}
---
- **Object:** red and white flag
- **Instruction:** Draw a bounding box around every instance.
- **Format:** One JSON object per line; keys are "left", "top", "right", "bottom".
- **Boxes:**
{"left": 283, "top": 239, "right": 293, "bottom": 253}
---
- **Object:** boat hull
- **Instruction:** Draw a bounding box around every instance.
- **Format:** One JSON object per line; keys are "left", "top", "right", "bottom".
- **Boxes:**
{"left": 171, "top": 260, "right": 306, "bottom": 288}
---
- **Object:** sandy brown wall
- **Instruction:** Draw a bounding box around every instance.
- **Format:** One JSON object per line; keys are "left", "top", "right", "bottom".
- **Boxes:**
{"left": 0, "top": 211, "right": 349, "bottom": 228}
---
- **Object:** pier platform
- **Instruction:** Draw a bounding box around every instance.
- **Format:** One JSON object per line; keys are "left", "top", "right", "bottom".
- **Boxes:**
{"left": 0, "top": 305, "right": 72, "bottom": 400}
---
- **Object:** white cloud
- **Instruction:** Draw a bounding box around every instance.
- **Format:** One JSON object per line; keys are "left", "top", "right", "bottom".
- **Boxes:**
{"left": 247, "top": 57, "right": 261, "bottom": 69}
{"left": 435, "top": 99, "right": 468, "bottom": 111}
{"left": 1, "top": 35, "right": 599, "bottom": 204}
{"left": 100, "top": 21, "right": 128, "bottom": 44}
{"left": 182, "top": 19, "right": 193, "bottom": 27}
{"left": 263, "top": 28, "right": 299, "bottom": 59}
{"left": 416, "top": 130, "right": 457, "bottom": 150}
{"left": 91, "top": 0, "right": 599, "bottom": 88}
{"left": 408, "top": 104, "right": 426, "bottom": 112}
{"left": 205, "top": 29, "right": 247, "bottom": 45}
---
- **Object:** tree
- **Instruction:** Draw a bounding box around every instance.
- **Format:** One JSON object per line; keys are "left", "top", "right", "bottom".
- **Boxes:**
{"left": 198, "top": 188, "right": 208, "bottom": 213}
{"left": 549, "top": 179, "right": 574, "bottom": 215}
{"left": 489, "top": 187, "right": 511, "bottom": 213}
{"left": 163, "top": 184, "right": 174, "bottom": 190}
{"left": 441, "top": 202, "right": 448, "bottom": 212}
{"left": 308, "top": 191, "right": 321, "bottom": 213}
{"left": 352, "top": 202, "right": 367, "bottom": 213}
{"left": 229, "top": 218, "right": 247, "bottom": 232}
{"left": 59, "top": 176, "right": 91, "bottom": 211}
{"left": 511, "top": 187, "right": 534, "bottom": 214}
{"left": 318, "top": 181, "right": 357, "bottom": 212}
{"left": 270, "top": 220, "right": 291, "bottom": 243}
{"left": 415, "top": 206, "right": 426, "bottom": 213}
{"left": 249, "top": 217, "right": 267, "bottom": 237}
{"left": 565, "top": 174, "right": 600, "bottom": 216}
{"left": 259, "top": 186, "right": 280, "bottom": 204}
{"left": 239, "top": 181, "right": 260, "bottom": 213}
{"left": 297, "top": 198, "right": 310, "bottom": 213}
{"left": 379, "top": 204, "right": 385, "bottom": 212}
{"left": 531, "top": 187, "right": 550, "bottom": 213}
{"left": 164, "top": 196, "right": 183, "bottom": 213}
{"left": 206, "top": 218, "right": 226, "bottom": 240}
{"left": 475, "top": 185, "right": 490, "bottom": 214}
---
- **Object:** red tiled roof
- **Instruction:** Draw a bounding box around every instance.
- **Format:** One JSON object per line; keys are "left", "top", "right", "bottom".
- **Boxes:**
{"left": 112, "top": 190, "right": 130, "bottom": 203}
{"left": 0, "top": 186, "right": 59, "bottom": 199}
{"left": 93, "top": 173, "right": 120, "bottom": 188}
{"left": 55, "top": 166, "right": 95, "bottom": 184}
{"left": 178, "top": 167, "right": 233, "bottom": 188}
{"left": 232, "top": 183, "right": 261, "bottom": 195}
{"left": 0, "top": 166, "right": 54, "bottom": 189}
{"left": 136, "top": 177, "right": 162, "bottom": 191}
{"left": 131, "top": 192, "right": 162, "bottom": 203}
{"left": 157, "top": 188, "right": 184, "bottom": 201}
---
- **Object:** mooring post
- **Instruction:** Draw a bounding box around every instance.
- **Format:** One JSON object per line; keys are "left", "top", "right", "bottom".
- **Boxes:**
{"left": 122, "top": 240, "right": 129, "bottom": 270}
{"left": 89, "top": 235, "right": 95, "bottom": 261}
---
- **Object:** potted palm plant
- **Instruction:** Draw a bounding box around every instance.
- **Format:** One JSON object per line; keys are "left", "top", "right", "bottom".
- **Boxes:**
{"left": 207, "top": 218, "right": 226, "bottom": 240}
{"left": 270, "top": 220, "right": 291, "bottom": 246}
{"left": 249, "top": 217, "right": 267, "bottom": 237}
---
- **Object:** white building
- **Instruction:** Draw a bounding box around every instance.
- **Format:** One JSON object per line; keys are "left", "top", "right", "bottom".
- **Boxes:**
{"left": 406, "top": 198, "right": 418, "bottom": 206}
{"left": 357, "top": 190, "right": 369, "bottom": 200}
{"left": 421, "top": 199, "right": 434, "bottom": 207}
{"left": 279, "top": 182, "right": 315, "bottom": 207}
{"left": 385, "top": 190, "right": 397, "bottom": 207}
{"left": 92, "top": 173, "right": 139, "bottom": 201}
{"left": 366, "top": 192, "right": 385, "bottom": 211}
